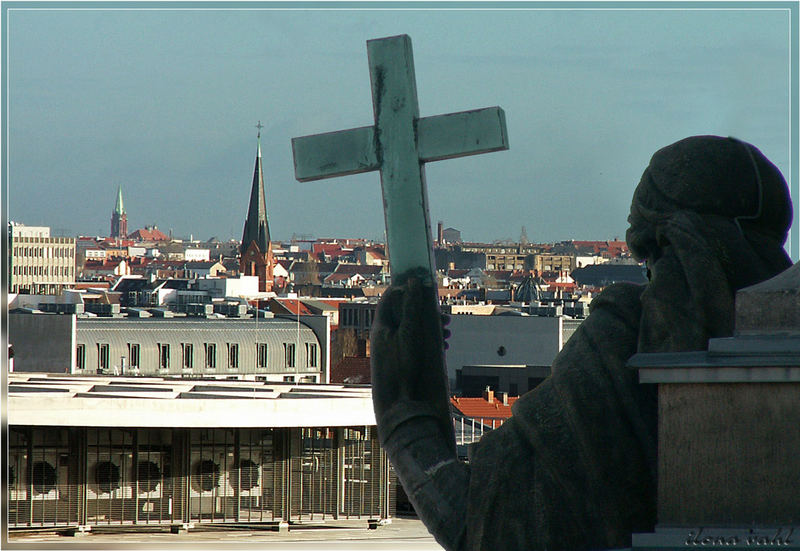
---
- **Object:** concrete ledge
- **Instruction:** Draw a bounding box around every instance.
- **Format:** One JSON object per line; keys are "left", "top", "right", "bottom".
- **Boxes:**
{"left": 639, "top": 366, "right": 800, "bottom": 383}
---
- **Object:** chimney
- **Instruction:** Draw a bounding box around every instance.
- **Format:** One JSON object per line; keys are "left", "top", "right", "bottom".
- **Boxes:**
{"left": 437, "top": 221, "right": 444, "bottom": 245}
{"left": 483, "top": 386, "right": 494, "bottom": 403}
{"left": 497, "top": 391, "right": 509, "bottom": 406}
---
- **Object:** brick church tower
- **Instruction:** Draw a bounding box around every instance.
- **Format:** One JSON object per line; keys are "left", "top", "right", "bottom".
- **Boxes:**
{"left": 110, "top": 185, "right": 127, "bottom": 239}
{"left": 240, "top": 123, "right": 274, "bottom": 292}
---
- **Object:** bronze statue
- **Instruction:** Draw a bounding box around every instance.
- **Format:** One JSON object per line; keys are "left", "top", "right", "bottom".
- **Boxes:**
{"left": 371, "top": 136, "right": 793, "bottom": 551}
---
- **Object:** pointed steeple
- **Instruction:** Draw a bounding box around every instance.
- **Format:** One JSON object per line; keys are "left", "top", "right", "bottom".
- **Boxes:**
{"left": 241, "top": 122, "right": 271, "bottom": 255}
{"left": 111, "top": 185, "right": 128, "bottom": 239}
{"left": 115, "top": 185, "right": 125, "bottom": 215}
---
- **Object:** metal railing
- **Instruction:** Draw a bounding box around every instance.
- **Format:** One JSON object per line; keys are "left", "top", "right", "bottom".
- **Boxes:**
{"left": 452, "top": 416, "right": 508, "bottom": 446}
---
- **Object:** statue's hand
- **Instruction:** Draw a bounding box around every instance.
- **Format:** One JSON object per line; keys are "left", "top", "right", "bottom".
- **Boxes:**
{"left": 370, "top": 273, "right": 453, "bottom": 442}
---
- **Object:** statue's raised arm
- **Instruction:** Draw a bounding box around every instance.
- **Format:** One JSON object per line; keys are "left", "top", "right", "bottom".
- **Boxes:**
{"left": 370, "top": 136, "right": 794, "bottom": 551}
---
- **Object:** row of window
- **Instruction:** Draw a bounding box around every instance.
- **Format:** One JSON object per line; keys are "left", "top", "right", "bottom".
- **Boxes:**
{"left": 77, "top": 342, "right": 318, "bottom": 371}
{"left": 12, "top": 246, "right": 73, "bottom": 258}
{"left": 11, "top": 265, "right": 74, "bottom": 277}
{"left": 340, "top": 308, "right": 376, "bottom": 328}
{"left": 486, "top": 264, "right": 524, "bottom": 271}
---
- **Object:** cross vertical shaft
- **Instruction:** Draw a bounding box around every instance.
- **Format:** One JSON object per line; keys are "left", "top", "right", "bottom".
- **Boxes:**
{"left": 368, "top": 36, "right": 436, "bottom": 285}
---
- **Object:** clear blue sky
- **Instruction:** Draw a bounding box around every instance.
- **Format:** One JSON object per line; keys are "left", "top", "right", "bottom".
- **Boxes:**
{"left": 5, "top": 4, "right": 796, "bottom": 254}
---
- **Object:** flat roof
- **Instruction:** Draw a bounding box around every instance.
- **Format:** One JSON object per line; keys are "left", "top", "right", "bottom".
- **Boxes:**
{"left": 7, "top": 374, "right": 375, "bottom": 428}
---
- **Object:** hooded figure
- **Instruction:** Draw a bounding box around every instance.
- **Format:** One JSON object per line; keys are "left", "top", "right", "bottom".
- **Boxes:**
{"left": 370, "top": 136, "right": 793, "bottom": 551}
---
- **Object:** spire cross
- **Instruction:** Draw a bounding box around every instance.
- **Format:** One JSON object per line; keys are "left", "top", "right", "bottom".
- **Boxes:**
{"left": 255, "top": 121, "right": 264, "bottom": 137}
{"left": 291, "top": 34, "right": 508, "bottom": 285}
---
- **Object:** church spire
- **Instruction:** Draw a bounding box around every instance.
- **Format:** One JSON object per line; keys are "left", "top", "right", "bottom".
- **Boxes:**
{"left": 240, "top": 122, "right": 275, "bottom": 292}
{"left": 111, "top": 185, "right": 128, "bottom": 239}
{"left": 241, "top": 121, "right": 271, "bottom": 255}
{"left": 115, "top": 185, "right": 125, "bottom": 215}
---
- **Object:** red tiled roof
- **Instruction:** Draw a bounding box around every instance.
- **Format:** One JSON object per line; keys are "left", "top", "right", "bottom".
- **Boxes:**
{"left": 99, "top": 238, "right": 136, "bottom": 247}
{"left": 437, "top": 288, "right": 463, "bottom": 298}
{"left": 312, "top": 243, "right": 344, "bottom": 255}
{"left": 324, "top": 273, "right": 356, "bottom": 283}
{"left": 71, "top": 281, "right": 111, "bottom": 290}
{"left": 129, "top": 228, "right": 170, "bottom": 241}
{"left": 330, "top": 356, "right": 371, "bottom": 384}
{"left": 84, "top": 259, "right": 125, "bottom": 270}
{"left": 314, "top": 299, "right": 347, "bottom": 308}
{"left": 272, "top": 298, "right": 314, "bottom": 316}
{"left": 450, "top": 396, "right": 519, "bottom": 419}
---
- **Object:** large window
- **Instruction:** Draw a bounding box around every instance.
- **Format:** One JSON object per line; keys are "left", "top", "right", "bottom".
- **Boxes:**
{"left": 306, "top": 343, "right": 318, "bottom": 368}
{"left": 204, "top": 343, "right": 216, "bottom": 369}
{"left": 256, "top": 343, "right": 268, "bottom": 369}
{"left": 227, "top": 343, "right": 239, "bottom": 369}
{"left": 97, "top": 344, "right": 110, "bottom": 372}
{"left": 284, "top": 343, "right": 296, "bottom": 368}
{"left": 76, "top": 344, "right": 85, "bottom": 370}
{"left": 128, "top": 343, "right": 140, "bottom": 368}
{"left": 158, "top": 343, "right": 170, "bottom": 370}
{"left": 182, "top": 343, "right": 193, "bottom": 369}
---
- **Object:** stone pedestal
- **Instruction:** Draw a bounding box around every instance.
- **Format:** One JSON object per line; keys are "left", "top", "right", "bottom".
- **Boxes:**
{"left": 628, "top": 263, "right": 800, "bottom": 549}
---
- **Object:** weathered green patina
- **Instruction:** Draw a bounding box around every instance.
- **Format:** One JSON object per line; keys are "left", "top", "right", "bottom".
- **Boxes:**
{"left": 291, "top": 34, "right": 508, "bottom": 285}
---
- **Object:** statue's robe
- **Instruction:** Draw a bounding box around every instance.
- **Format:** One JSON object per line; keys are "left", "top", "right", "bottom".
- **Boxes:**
{"left": 465, "top": 282, "right": 654, "bottom": 550}
{"left": 374, "top": 136, "right": 794, "bottom": 551}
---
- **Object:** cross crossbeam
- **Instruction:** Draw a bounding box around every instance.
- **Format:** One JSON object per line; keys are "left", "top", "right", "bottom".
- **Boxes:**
{"left": 292, "top": 34, "right": 509, "bottom": 284}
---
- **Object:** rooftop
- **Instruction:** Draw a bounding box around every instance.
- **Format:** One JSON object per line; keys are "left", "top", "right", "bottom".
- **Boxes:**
{"left": 8, "top": 373, "right": 375, "bottom": 428}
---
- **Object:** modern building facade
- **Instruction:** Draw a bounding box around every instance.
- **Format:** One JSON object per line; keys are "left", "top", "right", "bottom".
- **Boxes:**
{"left": 7, "top": 375, "right": 394, "bottom": 530}
{"left": 8, "top": 223, "right": 76, "bottom": 295}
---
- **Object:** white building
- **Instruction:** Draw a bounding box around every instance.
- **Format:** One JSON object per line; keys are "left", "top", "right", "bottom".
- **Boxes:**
{"left": 9, "top": 310, "right": 331, "bottom": 383}
{"left": 445, "top": 314, "right": 584, "bottom": 396}
{"left": 184, "top": 248, "right": 211, "bottom": 262}
{"left": 7, "top": 374, "right": 394, "bottom": 530}
{"left": 8, "top": 222, "right": 76, "bottom": 295}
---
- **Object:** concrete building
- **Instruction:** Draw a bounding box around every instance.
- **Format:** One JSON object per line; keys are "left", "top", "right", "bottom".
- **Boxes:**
{"left": 446, "top": 313, "right": 583, "bottom": 396}
{"left": 7, "top": 375, "right": 394, "bottom": 531}
{"left": 8, "top": 311, "right": 330, "bottom": 384}
{"left": 531, "top": 253, "right": 575, "bottom": 273}
{"left": 335, "top": 297, "right": 582, "bottom": 397}
{"left": 8, "top": 223, "right": 76, "bottom": 295}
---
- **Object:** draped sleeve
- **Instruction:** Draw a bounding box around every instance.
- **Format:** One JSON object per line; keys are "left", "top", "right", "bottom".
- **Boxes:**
{"left": 464, "top": 282, "right": 657, "bottom": 551}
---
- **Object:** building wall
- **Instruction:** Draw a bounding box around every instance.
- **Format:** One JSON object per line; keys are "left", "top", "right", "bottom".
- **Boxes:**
{"left": 486, "top": 253, "right": 527, "bottom": 271}
{"left": 9, "top": 313, "right": 326, "bottom": 382}
{"left": 74, "top": 319, "right": 323, "bottom": 380}
{"left": 9, "top": 313, "right": 76, "bottom": 373}
{"left": 459, "top": 365, "right": 552, "bottom": 397}
{"left": 445, "top": 315, "right": 564, "bottom": 388}
{"left": 533, "top": 254, "right": 575, "bottom": 273}
{"left": 9, "top": 234, "right": 76, "bottom": 294}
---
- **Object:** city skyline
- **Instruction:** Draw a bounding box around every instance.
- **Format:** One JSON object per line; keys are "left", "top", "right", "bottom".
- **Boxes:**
{"left": 5, "top": 4, "right": 797, "bottom": 257}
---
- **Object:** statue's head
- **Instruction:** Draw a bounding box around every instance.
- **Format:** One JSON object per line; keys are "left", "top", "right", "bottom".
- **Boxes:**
{"left": 626, "top": 135, "right": 792, "bottom": 263}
